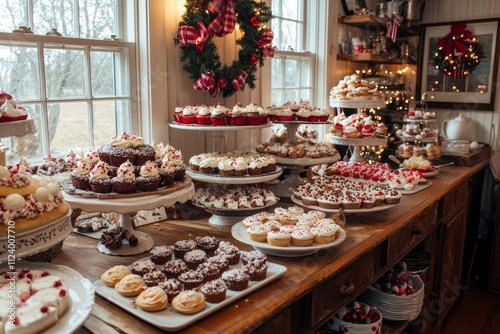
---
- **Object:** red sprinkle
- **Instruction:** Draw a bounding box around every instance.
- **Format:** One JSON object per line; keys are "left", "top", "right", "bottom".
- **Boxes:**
{"left": 41, "top": 272, "right": 50, "bottom": 277}
{"left": 53, "top": 280, "right": 62, "bottom": 287}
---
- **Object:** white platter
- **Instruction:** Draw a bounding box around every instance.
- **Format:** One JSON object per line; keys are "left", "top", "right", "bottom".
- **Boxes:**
{"left": 169, "top": 122, "right": 272, "bottom": 131}
{"left": 272, "top": 120, "right": 332, "bottom": 125}
{"left": 291, "top": 195, "right": 398, "bottom": 214}
{"left": 94, "top": 259, "right": 287, "bottom": 332}
{"left": 231, "top": 222, "right": 346, "bottom": 257}
{"left": 396, "top": 135, "right": 437, "bottom": 143}
{"left": 2, "top": 261, "right": 95, "bottom": 334}
{"left": 0, "top": 210, "right": 72, "bottom": 262}
{"left": 187, "top": 168, "right": 282, "bottom": 184}
{"left": 402, "top": 117, "right": 437, "bottom": 123}
{"left": 273, "top": 153, "right": 341, "bottom": 166}
{"left": 192, "top": 200, "right": 279, "bottom": 217}
{"left": 329, "top": 99, "right": 386, "bottom": 109}
{"left": 329, "top": 136, "right": 387, "bottom": 146}
{"left": 0, "top": 118, "right": 36, "bottom": 137}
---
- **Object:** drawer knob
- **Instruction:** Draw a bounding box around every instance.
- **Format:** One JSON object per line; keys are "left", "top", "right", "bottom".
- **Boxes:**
{"left": 339, "top": 283, "right": 355, "bottom": 298}
{"left": 412, "top": 226, "right": 423, "bottom": 235}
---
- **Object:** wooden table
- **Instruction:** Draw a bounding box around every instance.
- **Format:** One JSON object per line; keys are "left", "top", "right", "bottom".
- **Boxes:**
{"left": 51, "top": 160, "right": 489, "bottom": 334}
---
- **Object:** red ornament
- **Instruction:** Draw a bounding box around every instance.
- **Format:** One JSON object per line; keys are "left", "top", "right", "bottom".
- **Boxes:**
{"left": 257, "top": 38, "right": 265, "bottom": 49}
{"left": 196, "top": 44, "right": 204, "bottom": 51}
{"left": 250, "top": 15, "right": 259, "bottom": 27}
{"left": 249, "top": 54, "right": 259, "bottom": 65}
{"left": 218, "top": 78, "right": 227, "bottom": 88}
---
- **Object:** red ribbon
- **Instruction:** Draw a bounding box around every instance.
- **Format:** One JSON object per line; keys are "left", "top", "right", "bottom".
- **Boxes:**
{"left": 386, "top": 17, "right": 400, "bottom": 43}
{"left": 194, "top": 71, "right": 220, "bottom": 97}
{"left": 260, "top": 28, "right": 274, "bottom": 58}
{"left": 232, "top": 71, "right": 248, "bottom": 91}
{"left": 178, "top": 21, "right": 209, "bottom": 47}
{"left": 207, "top": 0, "right": 236, "bottom": 37}
{"left": 437, "top": 24, "right": 470, "bottom": 58}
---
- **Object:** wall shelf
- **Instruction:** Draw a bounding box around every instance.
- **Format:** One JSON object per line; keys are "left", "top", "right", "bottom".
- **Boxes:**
{"left": 338, "top": 14, "right": 420, "bottom": 37}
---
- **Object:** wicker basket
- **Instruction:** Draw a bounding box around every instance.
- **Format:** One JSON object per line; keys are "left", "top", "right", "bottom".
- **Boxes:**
{"left": 21, "top": 241, "right": 64, "bottom": 263}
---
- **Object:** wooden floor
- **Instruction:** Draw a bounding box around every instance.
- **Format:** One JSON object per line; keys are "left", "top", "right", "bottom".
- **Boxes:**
{"left": 442, "top": 283, "right": 500, "bottom": 333}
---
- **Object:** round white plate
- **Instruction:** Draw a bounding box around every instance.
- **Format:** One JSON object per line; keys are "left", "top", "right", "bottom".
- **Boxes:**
{"left": 329, "top": 136, "right": 387, "bottom": 146}
{"left": 291, "top": 195, "right": 397, "bottom": 213}
{"left": 231, "top": 222, "right": 346, "bottom": 257}
{"left": 186, "top": 168, "right": 282, "bottom": 184}
{"left": 402, "top": 117, "right": 437, "bottom": 123}
{"left": 169, "top": 122, "right": 272, "bottom": 131}
{"left": 192, "top": 199, "right": 279, "bottom": 217}
{"left": 11, "top": 261, "right": 95, "bottom": 334}
{"left": 273, "top": 153, "right": 341, "bottom": 166}
{"left": 421, "top": 169, "right": 439, "bottom": 178}
{"left": 396, "top": 135, "right": 437, "bottom": 143}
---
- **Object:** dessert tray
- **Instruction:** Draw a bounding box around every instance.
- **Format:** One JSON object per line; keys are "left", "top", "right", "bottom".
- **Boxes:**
{"left": 0, "top": 210, "right": 72, "bottom": 262}
{"left": 291, "top": 195, "right": 398, "bottom": 214}
{"left": 169, "top": 122, "right": 272, "bottom": 131}
{"left": 6, "top": 261, "right": 95, "bottom": 334}
{"left": 231, "top": 222, "right": 347, "bottom": 257}
{"left": 61, "top": 176, "right": 193, "bottom": 199}
{"left": 329, "top": 99, "right": 386, "bottom": 109}
{"left": 187, "top": 168, "right": 282, "bottom": 185}
{"left": 93, "top": 258, "right": 287, "bottom": 332}
{"left": 192, "top": 200, "right": 279, "bottom": 226}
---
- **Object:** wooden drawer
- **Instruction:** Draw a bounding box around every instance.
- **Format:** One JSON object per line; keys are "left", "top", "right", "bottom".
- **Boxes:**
{"left": 254, "top": 308, "right": 291, "bottom": 334}
{"left": 387, "top": 202, "right": 438, "bottom": 266}
{"left": 439, "top": 181, "right": 468, "bottom": 221}
{"left": 304, "top": 253, "right": 375, "bottom": 329}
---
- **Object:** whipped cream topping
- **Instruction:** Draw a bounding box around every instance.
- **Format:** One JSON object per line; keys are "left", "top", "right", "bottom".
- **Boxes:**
{"left": 73, "top": 160, "right": 91, "bottom": 175}
{"left": 110, "top": 132, "right": 131, "bottom": 147}
{"left": 140, "top": 161, "right": 159, "bottom": 177}
{"left": 129, "top": 135, "right": 144, "bottom": 147}
{"left": 117, "top": 160, "right": 135, "bottom": 179}
{"left": 90, "top": 162, "right": 109, "bottom": 180}
{"left": 160, "top": 160, "right": 175, "bottom": 173}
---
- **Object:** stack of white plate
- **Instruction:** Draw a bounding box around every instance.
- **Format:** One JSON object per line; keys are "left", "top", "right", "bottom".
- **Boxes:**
{"left": 358, "top": 275, "right": 425, "bottom": 321}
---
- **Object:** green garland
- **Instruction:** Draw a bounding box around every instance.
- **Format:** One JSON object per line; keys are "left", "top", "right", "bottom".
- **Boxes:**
{"left": 175, "top": 0, "right": 273, "bottom": 98}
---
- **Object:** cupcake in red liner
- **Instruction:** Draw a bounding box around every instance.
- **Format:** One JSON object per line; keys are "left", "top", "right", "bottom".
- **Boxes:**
{"left": 171, "top": 149, "right": 186, "bottom": 181}
{"left": 196, "top": 105, "right": 211, "bottom": 125}
{"left": 245, "top": 103, "right": 264, "bottom": 125}
{"left": 296, "top": 107, "right": 311, "bottom": 122}
{"left": 309, "top": 108, "right": 323, "bottom": 122}
{"left": 266, "top": 105, "right": 279, "bottom": 122}
{"left": 174, "top": 106, "right": 183, "bottom": 123}
{"left": 136, "top": 160, "right": 161, "bottom": 192}
{"left": 210, "top": 104, "right": 228, "bottom": 126}
{"left": 111, "top": 160, "right": 137, "bottom": 194}
{"left": 89, "top": 161, "right": 112, "bottom": 193}
{"left": 70, "top": 159, "right": 92, "bottom": 190}
{"left": 0, "top": 100, "right": 28, "bottom": 123}
{"left": 181, "top": 105, "right": 197, "bottom": 124}
{"left": 228, "top": 103, "right": 247, "bottom": 125}
{"left": 317, "top": 108, "right": 330, "bottom": 122}
{"left": 361, "top": 124, "right": 376, "bottom": 138}
{"left": 276, "top": 107, "right": 294, "bottom": 122}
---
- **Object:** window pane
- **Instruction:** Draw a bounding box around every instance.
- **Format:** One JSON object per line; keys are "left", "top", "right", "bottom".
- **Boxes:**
{"left": 48, "top": 102, "right": 89, "bottom": 155}
{"left": 5, "top": 105, "right": 43, "bottom": 162}
{"left": 0, "top": 0, "right": 26, "bottom": 33}
{"left": 285, "top": 58, "right": 298, "bottom": 87}
{"left": 301, "top": 58, "right": 311, "bottom": 86}
{"left": 0, "top": 45, "right": 41, "bottom": 100}
{"left": 79, "top": 0, "right": 115, "bottom": 39}
{"left": 271, "top": 58, "right": 283, "bottom": 88}
{"left": 271, "top": 0, "right": 281, "bottom": 17}
{"left": 45, "top": 48, "right": 86, "bottom": 99}
{"left": 284, "top": 90, "right": 298, "bottom": 103}
{"left": 270, "top": 89, "right": 283, "bottom": 106}
{"left": 281, "top": 20, "right": 301, "bottom": 51}
{"left": 33, "top": 0, "right": 75, "bottom": 37}
{"left": 271, "top": 18, "right": 281, "bottom": 49}
{"left": 282, "top": 0, "right": 300, "bottom": 21}
{"left": 91, "top": 50, "right": 128, "bottom": 97}
{"left": 93, "top": 100, "right": 130, "bottom": 147}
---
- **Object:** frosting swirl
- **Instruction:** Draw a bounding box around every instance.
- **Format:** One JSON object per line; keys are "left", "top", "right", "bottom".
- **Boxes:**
{"left": 140, "top": 161, "right": 159, "bottom": 177}
{"left": 90, "top": 162, "right": 109, "bottom": 180}
{"left": 117, "top": 160, "right": 135, "bottom": 179}
{"left": 110, "top": 132, "right": 131, "bottom": 147}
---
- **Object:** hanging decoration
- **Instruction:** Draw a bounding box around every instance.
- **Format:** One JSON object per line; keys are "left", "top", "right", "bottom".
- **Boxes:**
{"left": 175, "top": 0, "right": 274, "bottom": 98}
{"left": 433, "top": 23, "right": 483, "bottom": 79}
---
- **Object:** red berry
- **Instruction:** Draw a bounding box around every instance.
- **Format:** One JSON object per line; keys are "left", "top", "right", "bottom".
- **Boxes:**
{"left": 53, "top": 280, "right": 62, "bottom": 287}
{"left": 59, "top": 289, "right": 67, "bottom": 297}
{"left": 13, "top": 316, "right": 19, "bottom": 325}
{"left": 41, "top": 272, "right": 50, "bottom": 277}
{"left": 41, "top": 305, "right": 49, "bottom": 313}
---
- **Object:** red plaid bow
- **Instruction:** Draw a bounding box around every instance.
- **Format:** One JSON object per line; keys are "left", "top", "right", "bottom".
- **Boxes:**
{"left": 178, "top": 21, "right": 209, "bottom": 47}
{"left": 207, "top": 0, "right": 236, "bottom": 37}
{"left": 232, "top": 71, "right": 248, "bottom": 91}
{"left": 194, "top": 71, "right": 220, "bottom": 97}
{"left": 260, "top": 28, "right": 274, "bottom": 59}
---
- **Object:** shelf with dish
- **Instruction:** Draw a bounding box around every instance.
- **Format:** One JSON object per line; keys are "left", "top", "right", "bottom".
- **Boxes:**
{"left": 337, "top": 53, "right": 416, "bottom": 65}
{"left": 338, "top": 15, "right": 419, "bottom": 37}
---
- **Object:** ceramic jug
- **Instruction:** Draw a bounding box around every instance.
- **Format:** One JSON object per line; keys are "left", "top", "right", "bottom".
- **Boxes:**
{"left": 442, "top": 114, "right": 472, "bottom": 140}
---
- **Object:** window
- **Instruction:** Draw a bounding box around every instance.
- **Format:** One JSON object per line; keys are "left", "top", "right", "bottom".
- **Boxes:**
{"left": 0, "top": 0, "right": 137, "bottom": 163}
{"left": 270, "top": 0, "right": 315, "bottom": 106}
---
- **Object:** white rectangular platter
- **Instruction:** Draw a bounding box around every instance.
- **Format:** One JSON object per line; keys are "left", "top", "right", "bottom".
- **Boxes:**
{"left": 94, "top": 261, "right": 287, "bottom": 332}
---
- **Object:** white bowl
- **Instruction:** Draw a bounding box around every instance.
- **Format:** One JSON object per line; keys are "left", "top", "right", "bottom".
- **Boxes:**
{"left": 325, "top": 303, "right": 383, "bottom": 334}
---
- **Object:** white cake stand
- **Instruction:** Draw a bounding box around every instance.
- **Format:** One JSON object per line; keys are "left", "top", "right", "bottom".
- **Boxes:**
{"left": 329, "top": 136, "right": 387, "bottom": 163}
{"left": 63, "top": 183, "right": 195, "bottom": 255}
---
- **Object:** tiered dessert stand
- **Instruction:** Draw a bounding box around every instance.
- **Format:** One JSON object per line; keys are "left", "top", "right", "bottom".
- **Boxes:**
{"left": 268, "top": 121, "right": 341, "bottom": 197}
{"left": 63, "top": 180, "right": 195, "bottom": 255}
{"left": 0, "top": 118, "right": 74, "bottom": 262}
{"left": 396, "top": 117, "right": 439, "bottom": 150}
{"left": 329, "top": 99, "right": 387, "bottom": 163}
{"left": 172, "top": 121, "right": 281, "bottom": 226}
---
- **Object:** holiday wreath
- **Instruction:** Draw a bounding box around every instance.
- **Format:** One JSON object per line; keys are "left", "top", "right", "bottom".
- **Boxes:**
{"left": 175, "top": 0, "right": 273, "bottom": 98}
{"left": 433, "top": 23, "right": 483, "bottom": 79}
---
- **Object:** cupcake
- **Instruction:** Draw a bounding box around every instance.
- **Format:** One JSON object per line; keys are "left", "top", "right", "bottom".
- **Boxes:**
{"left": 88, "top": 161, "right": 112, "bottom": 193}
{"left": 172, "top": 239, "right": 197, "bottom": 258}
{"left": 242, "top": 260, "right": 267, "bottom": 281}
{"left": 195, "top": 236, "right": 220, "bottom": 256}
{"left": 312, "top": 224, "right": 341, "bottom": 244}
{"left": 161, "top": 259, "right": 188, "bottom": 279}
{"left": 266, "top": 230, "right": 291, "bottom": 247}
{"left": 290, "top": 229, "right": 314, "bottom": 246}
{"left": 178, "top": 270, "right": 204, "bottom": 290}
{"left": 261, "top": 155, "right": 277, "bottom": 174}
{"left": 233, "top": 157, "right": 248, "bottom": 176}
{"left": 296, "top": 107, "right": 312, "bottom": 122}
{"left": 196, "top": 262, "right": 221, "bottom": 282}
{"left": 183, "top": 249, "right": 207, "bottom": 270}
{"left": 99, "top": 133, "right": 136, "bottom": 166}
{"left": 171, "top": 150, "right": 186, "bottom": 181}
{"left": 276, "top": 107, "right": 294, "bottom": 122}
{"left": 245, "top": 103, "right": 264, "bottom": 125}
{"left": 130, "top": 135, "right": 155, "bottom": 166}
{"left": 200, "top": 279, "right": 226, "bottom": 303}
{"left": 130, "top": 259, "right": 156, "bottom": 276}
{"left": 221, "top": 269, "right": 249, "bottom": 291}
{"left": 247, "top": 224, "right": 271, "bottom": 242}
{"left": 229, "top": 103, "right": 247, "bottom": 125}
{"left": 247, "top": 156, "right": 263, "bottom": 175}
{"left": 241, "top": 250, "right": 267, "bottom": 265}
{"left": 206, "top": 255, "right": 230, "bottom": 273}
{"left": 150, "top": 245, "right": 173, "bottom": 265}
{"left": 174, "top": 106, "right": 183, "bottom": 123}
{"left": 111, "top": 160, "right": 137, "bottom": 194}
{"left": 159, "top": 278, "right": 184, "bottom": 301}
{"left": 198, "top": 157, "right": 218, "bottom": 174}
{"left": 136, "top": 161, "right": 161, "bottom": 192}
{"left": 70, "top": 159, "right": 92, "bottom": 190}
{"left": 196, "top": 105, "right": 211, "bottom": 125}
{"left": 210, "top": 104, "right": 227, "bottom": 126}
{"left": 142, "top": 270, "right": 166, "bottom": 287}
{"left": 218, "top": 158, "right": 235, "bottom": 177}
{"left": 159, "top": 160, "right": 175, "bottom": 187}
{"left": 181, "top": 105, "right": 197, "bottom": 124}
{"left": 214, "top": 241, "right": 240, "bottom": 265}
